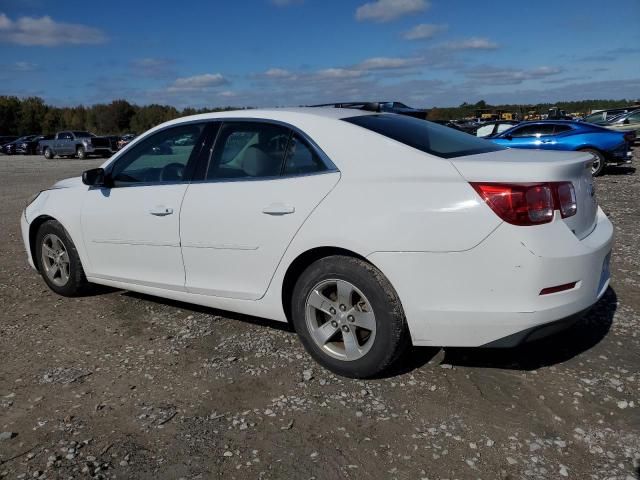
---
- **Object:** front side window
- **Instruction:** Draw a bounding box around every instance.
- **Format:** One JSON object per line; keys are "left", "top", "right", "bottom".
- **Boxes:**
{"left": 207, "top": 122, "right": 290, "bottom": 180}
{"left": 344, "top": 114, "right": 503, "bottom": 159}
{"left": 110, "top": 123, "right": 206, "bottom": 186}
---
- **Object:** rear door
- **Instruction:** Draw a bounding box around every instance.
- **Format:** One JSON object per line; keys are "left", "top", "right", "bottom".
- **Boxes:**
{"left": 180, "top": 121, "right": 339, "bottom": 300}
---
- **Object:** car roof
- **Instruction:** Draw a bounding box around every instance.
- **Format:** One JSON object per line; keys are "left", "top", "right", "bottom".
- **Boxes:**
{"left": 164, "top": 107, "right": 376, "bottom": 126}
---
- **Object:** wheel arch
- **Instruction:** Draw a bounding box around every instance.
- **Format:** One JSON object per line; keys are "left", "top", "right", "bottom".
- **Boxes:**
{"left": 28, "top": 215, "right": 60, "bottom": 271}
{"left": 280, "top": 246, "right": 377, "bottom": 324}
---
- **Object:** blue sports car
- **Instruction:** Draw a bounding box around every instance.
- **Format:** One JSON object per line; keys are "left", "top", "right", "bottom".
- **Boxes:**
{"left": 489, "top": 120, "right": 634, "bottom": 176}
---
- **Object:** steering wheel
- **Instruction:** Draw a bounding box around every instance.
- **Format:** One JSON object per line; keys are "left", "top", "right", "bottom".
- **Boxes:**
{"left": 160, "top": 162, "right": 185, "bottom": 182}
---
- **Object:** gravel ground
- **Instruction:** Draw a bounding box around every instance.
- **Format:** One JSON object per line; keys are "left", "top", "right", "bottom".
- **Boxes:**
{"left": 0, "top": 153, "right": 638, "bottom": 480}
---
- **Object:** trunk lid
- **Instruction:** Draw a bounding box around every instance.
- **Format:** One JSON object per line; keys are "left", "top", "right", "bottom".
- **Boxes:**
{"left": 451, "top": 148, "right": 598, "bottom": 239}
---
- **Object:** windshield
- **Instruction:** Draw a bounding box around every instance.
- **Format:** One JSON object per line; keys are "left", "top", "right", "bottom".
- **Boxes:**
{"left": 343, "top": 114, "right": 504, "bottom": 159}
{"left": 73, "top": 131, "right": 95, "bottom": 138}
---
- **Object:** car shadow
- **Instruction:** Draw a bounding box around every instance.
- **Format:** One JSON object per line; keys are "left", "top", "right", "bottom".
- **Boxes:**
{"left": 116, "top": 287, "right": 615, "bottom": 376}
{"left": 605, "top": 166, "right": 636, "bottom": 175}
{"left": 121, "top": 291, "right": 293, "bottom": 333}
{"left": 440, "top": 287, "right": 617, "bottom": 371}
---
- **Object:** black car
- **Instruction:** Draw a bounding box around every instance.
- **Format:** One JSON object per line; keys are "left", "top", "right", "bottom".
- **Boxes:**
{"left": 16, "top": 134, "right": 55, "bottom": 155}
{"left": 0, "top": 136, "right": 19, "bottom": 148}
{"left": 1, "top": 135, "right": 37, "bottom": 155}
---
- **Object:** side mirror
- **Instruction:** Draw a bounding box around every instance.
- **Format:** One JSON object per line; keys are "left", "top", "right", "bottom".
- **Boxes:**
{"left": 623, "top": 118, "right": 630, "bottom": 125}
{"left": 504, "top": 134, "right": 513, "bottom": 140}
{"left": 82, "top": 168, "right": 107, "bottom": 187}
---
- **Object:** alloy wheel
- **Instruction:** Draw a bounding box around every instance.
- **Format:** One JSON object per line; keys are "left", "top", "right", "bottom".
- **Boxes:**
{"left": 305, "top": 279, "right": 377, "bottom": 361}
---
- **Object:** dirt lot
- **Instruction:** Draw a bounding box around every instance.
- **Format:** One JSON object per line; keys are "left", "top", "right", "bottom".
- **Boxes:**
{"left": 0, "top": 153, "right": 638, "bottom": 480}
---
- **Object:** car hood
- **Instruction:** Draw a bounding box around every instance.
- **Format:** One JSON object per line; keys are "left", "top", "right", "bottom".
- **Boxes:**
{"left": 51, "top": 176, "right": 83, "bottom": 189}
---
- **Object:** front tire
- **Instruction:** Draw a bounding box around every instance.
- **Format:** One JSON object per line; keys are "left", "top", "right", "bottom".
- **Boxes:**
{"left": 35, "top": 220, "right": 90, "bottom": 297}
{"left": 291, "top": 255, "right": 410, "bottom": 378}
{"left": 43, "top": 148, "right": 54, "bottom": 160}
{"left": 580, "top": 148, "right": 605, "bottom": 176}
{"left": 76, "top": 146, "right": 86, "bottom": 159}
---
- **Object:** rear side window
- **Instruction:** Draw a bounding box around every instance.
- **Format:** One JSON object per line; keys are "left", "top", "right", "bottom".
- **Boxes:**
{"left": 553, "top": 125, "right": 573, "bottom": 134}
{"left": 207, "top": 122, "right": 290, "bottom": 180}
{"left": 510, "top": 124, "right": 555, "bottom": 137}
{"left": 283, "top": 134, "right": 327, "bottom": 175}
{"left": 343, "top": 114, "right": 503, "bottom": 159}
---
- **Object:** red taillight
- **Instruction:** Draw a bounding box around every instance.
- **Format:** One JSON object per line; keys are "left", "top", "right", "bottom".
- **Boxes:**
{"left": 556, "top": 182, "right": 577, "bottom": 218}
{"left": 471, "top": 181, "right": 577, "bottom": 226}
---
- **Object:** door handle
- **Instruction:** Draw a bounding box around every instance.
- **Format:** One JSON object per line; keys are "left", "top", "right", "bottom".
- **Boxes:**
{"left": 149, "top": 206, "right": 174, "bottom": 216}
{"left": 262, "top": 203, "right": 295, "bottom": 215}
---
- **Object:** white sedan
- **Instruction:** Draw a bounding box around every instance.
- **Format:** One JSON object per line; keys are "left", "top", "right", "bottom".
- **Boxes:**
{"left": 21, "top": 108, "right": 613, "bottom": 378}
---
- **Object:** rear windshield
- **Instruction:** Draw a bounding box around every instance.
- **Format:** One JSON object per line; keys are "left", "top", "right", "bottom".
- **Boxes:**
{"left": 343, "top": 114, "right": 504, "bottom": 159}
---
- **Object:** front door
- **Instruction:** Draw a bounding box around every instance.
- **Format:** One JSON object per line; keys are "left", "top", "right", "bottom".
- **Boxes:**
{"left": 81, "top": 122, "right": 209, "bottom": 289}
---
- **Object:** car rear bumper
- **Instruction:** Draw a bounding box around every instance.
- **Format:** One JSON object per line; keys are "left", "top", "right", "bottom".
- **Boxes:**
{"left": 368, "top": 207, "right": 613, "bottom": 347}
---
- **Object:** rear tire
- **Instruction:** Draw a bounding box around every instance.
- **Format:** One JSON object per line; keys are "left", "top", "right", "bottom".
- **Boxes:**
{"left": 35, "top": 220, "right": 90, "bottom": 297}
{"left": 291, "top": 255, "right": 410, "bottom": 378}
{"left": 76, "top": 146, "right": 86, "bottom": 159}
{"left": 43, "top": 148, "right": 54, "bottom": 160}
{"left": 580, "top": 148, "right": 605, "bottom": 176}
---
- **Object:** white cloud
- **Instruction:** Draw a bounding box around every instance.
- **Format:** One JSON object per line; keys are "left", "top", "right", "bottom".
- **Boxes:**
{"left": 263, "top": 68, "right": 294, "bottom": 78}
{"left": 130, "top": 58, "right": 176, "bottom": 77}
{"left": 465, "top": 65, "right": 563, "bottom": 85}
{"left": 403, "top": 23, "right": 447, "bottom": 40}
{"left": 11, "top": 61, "right": 38, "bottom": 71}
{"left": 441, "top": 37, "right": 498, "bottom": 50}
{"left": 167, "top": 73, "right": 229, "bottom": 92}
{"left": 315, "top": 68, "right": 365, "bottom": 79}
{"left": 356, "top": 0, "right": 429, "bottom": 23}
{"left": 0, "top": 12, "right": 107, "bottom": 46}
{"left": 355, "top": 56, "right": 423, "bottom": 70}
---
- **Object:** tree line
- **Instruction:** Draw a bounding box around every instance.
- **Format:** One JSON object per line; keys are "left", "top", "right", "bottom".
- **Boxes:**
{"left": 1, "top": 96, "right": 637, "bottom": 136}
{"left": 0, "top": 96, "right": 240, "bottom": 136}
{"left": 427, "top": 99, "right": 637, "bottom": 121}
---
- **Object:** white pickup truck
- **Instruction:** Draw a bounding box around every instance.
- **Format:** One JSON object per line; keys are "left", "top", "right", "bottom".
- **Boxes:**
{"left": 40, "top": 131, "right": 118, "bottom": 159}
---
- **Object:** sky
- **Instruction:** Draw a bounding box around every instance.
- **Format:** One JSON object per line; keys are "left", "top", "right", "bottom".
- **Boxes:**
{"left": 0, "top": 0, "right": 639, "bottom": 109}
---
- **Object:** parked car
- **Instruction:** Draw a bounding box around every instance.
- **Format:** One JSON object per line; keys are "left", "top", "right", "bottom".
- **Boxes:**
{"left": 604, "top": 109, "right": 640, "bottom": 138}
{"left": 0, "top": 135, "right": 19, "bottom": 148}
{"left": 21, "top": 109, "right": 613, "bottom": 378}
{"left": 1, "top": 135, "right": 37, "bottom": 155}
{"left": 39, "top": 131, "right": 118, "bottom": 159}
{"left": 14, "top": 134, "right": 55, "bottom": 155}
{"left": 311, "top": 102, "right": 428, "bottom": 119}
{"left": 430, "top": 119, "right": 463, "bottom": 131}
{"left": 476, "top": 120, "right": 520, "bottom": 138}
{"left": 490, "top": 120, "right": 633, "bottom": 175}
{"left": 582, "top": 107, "right": 636, "bottom": 125}
{"left": 117, "top": 133, "right": 136, "bottom": 150}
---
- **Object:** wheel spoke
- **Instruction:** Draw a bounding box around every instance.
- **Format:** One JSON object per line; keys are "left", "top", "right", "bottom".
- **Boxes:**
{"left": 59, "top": 251, "right": 69, "bottom": 264}
{"left": 307, "top": 289, "right": 335, "bottom": 316}
{"left": 314, "top": 321, "right": 340, "bottom": 345}
{"left": 336, "top": 280, "right": 353, "bottom": 307}
{"left": 47, "top": 264, "right": 60, "bottom": 280}
{"left": 59, "top": 264, "right": 70, "bottom": 283}
{"left": 352, "top": 309, "right": 376, "bottom": 331}
{"left": 342, "top": 329, "right": 362, "bottom": 360}
{"left": 42, "top": 244, "right": 56, "bottom": 260}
